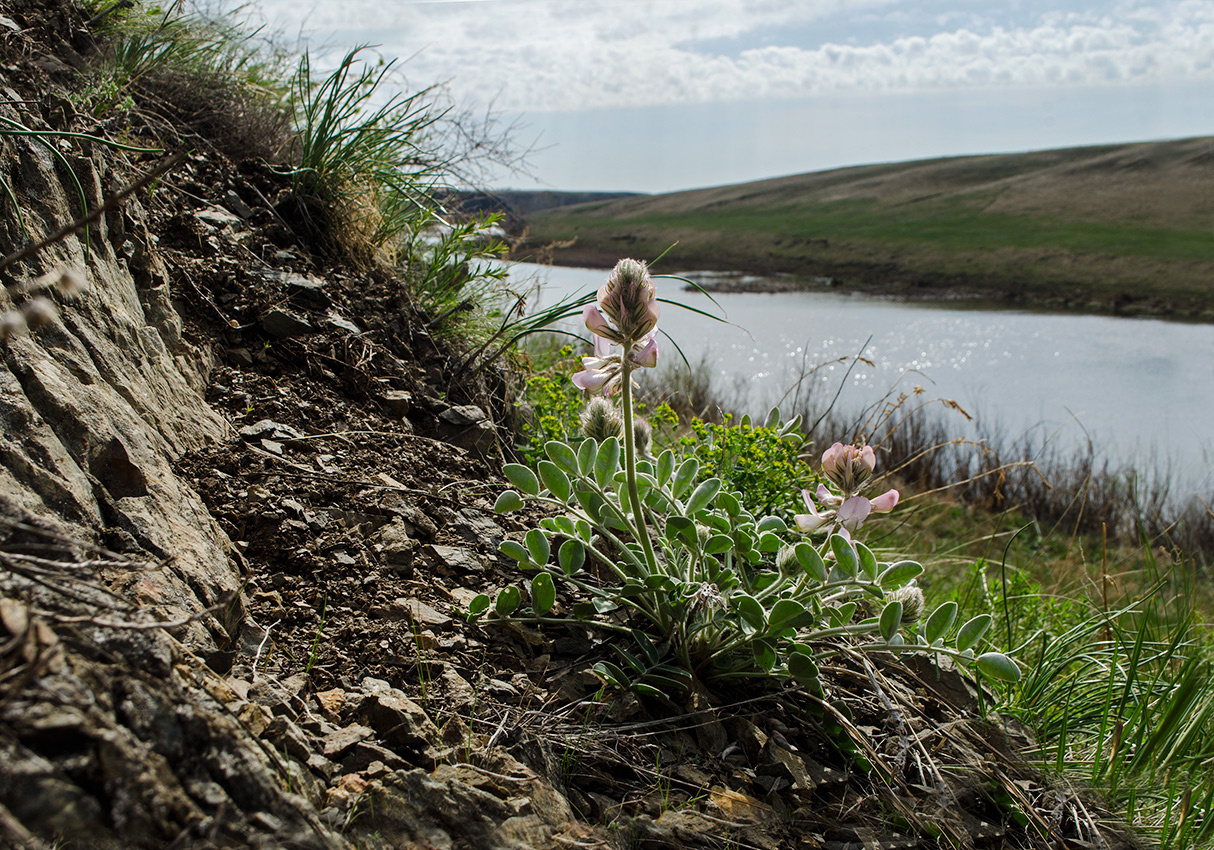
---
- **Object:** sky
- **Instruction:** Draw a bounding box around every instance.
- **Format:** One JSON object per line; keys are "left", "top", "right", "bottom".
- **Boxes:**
{"left": 242, "top": 0, "right": 1214, "bottom": 193}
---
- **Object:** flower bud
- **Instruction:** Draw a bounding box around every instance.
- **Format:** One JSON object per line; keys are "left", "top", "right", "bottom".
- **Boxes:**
{"left": 633, "top": 416, "right": 652, "bottom": 458}
{"left": 580, "top": 397, "right": 623, "bottom": 441}
{"left": 22, "top": 297, "right": 58, "bottom": 330}
{"left": 886, "top": 584, "right": 925, "bottom": 623}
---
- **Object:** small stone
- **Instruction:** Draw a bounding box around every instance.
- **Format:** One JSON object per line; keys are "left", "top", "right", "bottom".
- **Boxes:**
{"left": 264, "top": 715, "right": 314, "bottom": 762}
{"left": 323, "top": 724, "right": 374, "bottom": 759}
{"left": 396, "top": 597, "right": 452, "bottom": 630}
{"left": 380, "top": 390, "right": 413, "bottom": 418}
{"left": 359, "top": 678, "right": 442, "bottom": 758}
{"left": 226, "top": 347, "right": 254, "bottom": 366}
{"left": 452, "top": 508, "right": 505, "bottom": 548}
{"left": 372, "top": 517, "right": 417, "bottom": 576}
{"left": 261, "top": 307, "right": 315, "bottom": 338}
{"left": 315, "top": 688, "right": 347, "bottom": 722}
{"left": 708, "top": 788, "right": 777, "bottom": 825}
{"left": 437, "top": 404, "right": 498, "bottom": 457}
{"left": 428, "top": 544, "right": 484, "bottom": 576}
{"left": 251, "top": 812, "right": 285, "bottom": 833}
{"left": 239, "top": 419, "right": 306, "bottom": 442}
{"left": 327, "top": 313, "right": 361, "bottom": 334}
{"left": 195, "top": 207, "right": 243, "bottom": 227}
{"left": 341, "top": 740, "right": 407, "bottom": 773}
{"left": 238, "top": 702, "right": 272, "bottom": 737}
{"left": 224, "top": 190, "right": 255, "bottom": 218}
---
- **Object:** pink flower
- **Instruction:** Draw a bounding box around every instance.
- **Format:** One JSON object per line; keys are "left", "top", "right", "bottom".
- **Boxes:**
{"left": 836, "top": 496, "right": 872, "bottom": 531}
{"left": 869, "top": 489, "right": 899, "bottom": 512}
{"left": 794, "top": 488, "right": 832, "bottom": 532}
{"left": 794, "top": 485, "right": 900, "bottom": 534}
{"left": 631, "top": 336, "right": 659, "bottom": 368}
{"left": 572, "top": 334, "right": 618, "bottom": 394}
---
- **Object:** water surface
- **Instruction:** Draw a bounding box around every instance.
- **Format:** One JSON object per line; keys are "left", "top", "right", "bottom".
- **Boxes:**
{"left": 510, "top": 263, "right": 1213, "bottom": 497}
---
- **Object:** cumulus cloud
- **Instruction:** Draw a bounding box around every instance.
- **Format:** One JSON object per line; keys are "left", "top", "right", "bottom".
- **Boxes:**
{"left": 252, "top": 0, "right": 1214, "bottom": 111}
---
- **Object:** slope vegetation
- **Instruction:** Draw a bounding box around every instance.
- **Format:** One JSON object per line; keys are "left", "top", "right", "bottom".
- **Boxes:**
{"left": 519, "top": 139, "right": 1214, "bottom": 320}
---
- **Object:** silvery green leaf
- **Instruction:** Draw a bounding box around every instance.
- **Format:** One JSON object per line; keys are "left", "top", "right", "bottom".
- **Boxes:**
{"left": 502, "top": 464, "right": 539, "bottom": 496}
{"left": 545, "top": 440, "right": 580, "bottom": 475}
{"left": 537, "top": 460, "right": 571, "bottom": 502}
{"left": 924, "top": 601, "right": 958, "bottom": 645}
{"left": 494, "top": 490, "right": 524, "bottom": 513}
{"left": 577, "top": 438, "right": 598, "bottom": 476}
{"left": 956, "top": 614, "right": 993, "bottom": 652}
{"left": 976, "top": 652, "right": 1021, "bottom": 682}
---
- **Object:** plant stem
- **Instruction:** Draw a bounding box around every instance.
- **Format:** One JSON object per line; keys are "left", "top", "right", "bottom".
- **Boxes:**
{"left": 619, "top": 358, "right": 660, "bottom": 576}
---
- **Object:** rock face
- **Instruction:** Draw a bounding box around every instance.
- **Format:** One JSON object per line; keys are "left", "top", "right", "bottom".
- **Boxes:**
{"left": 0, "top": 136, "right": 234, "bottom": 649}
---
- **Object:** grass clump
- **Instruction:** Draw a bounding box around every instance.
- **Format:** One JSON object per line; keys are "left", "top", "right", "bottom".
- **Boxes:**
{"left": 78, "top": 0, "right": 292, "bottom": 158}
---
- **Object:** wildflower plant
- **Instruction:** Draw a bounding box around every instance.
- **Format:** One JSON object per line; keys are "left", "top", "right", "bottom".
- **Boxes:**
{"left": 477, "top": 258, "right": 1020, "bottom": 696}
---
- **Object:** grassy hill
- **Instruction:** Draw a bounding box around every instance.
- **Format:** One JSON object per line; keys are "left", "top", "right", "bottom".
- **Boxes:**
{"left": 517, "top": 138, "right": 1214, "bottom": 320}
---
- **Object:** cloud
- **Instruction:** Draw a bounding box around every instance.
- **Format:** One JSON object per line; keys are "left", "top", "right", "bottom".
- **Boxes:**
{"left": 252, "top": 0, "right": 1214, "bottom": 111}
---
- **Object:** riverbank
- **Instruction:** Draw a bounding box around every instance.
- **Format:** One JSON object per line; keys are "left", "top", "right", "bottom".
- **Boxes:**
{"left": 512, "top": 138, "right": 1214, "bottom": 324}
{"left": 514, "top": 242, "right": 1214, "bottom": 323}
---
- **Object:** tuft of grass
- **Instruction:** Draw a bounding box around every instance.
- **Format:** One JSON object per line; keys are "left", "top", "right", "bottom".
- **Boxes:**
{"left": 283, "top": 48, "right": 446, "bottom": 264}
{"left": 79, "top": 1, "right": 292, "bottom": 157}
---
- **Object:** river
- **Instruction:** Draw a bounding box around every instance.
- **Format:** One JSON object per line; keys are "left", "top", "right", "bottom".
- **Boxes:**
{"left": 507, "top": 263, "right": 1214, "bottom": 498}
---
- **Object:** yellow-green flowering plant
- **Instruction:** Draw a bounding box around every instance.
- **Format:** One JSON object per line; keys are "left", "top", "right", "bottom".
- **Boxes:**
{"left": 475, "top": 258, "right": 1020, "bottom": 697}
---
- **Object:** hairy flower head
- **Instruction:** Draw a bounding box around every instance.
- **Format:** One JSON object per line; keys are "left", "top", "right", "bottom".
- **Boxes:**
{"left": 596, "top": 258, "right": 660, "bottom": 345}
{"left": 821, "top": 442, "right": 876, "bottom": 495}
{"left": 580, "top": 397, "right": 623, "bottom": 441}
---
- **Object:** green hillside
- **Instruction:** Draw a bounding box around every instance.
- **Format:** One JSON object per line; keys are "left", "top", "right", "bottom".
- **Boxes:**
{"left": 517, "top": 138, "right": 1214, "bottom": 320}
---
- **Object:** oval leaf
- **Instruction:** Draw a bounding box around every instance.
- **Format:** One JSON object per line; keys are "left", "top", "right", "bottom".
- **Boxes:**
{"left": 795, "top": 543, "right": 828, "bottom": 582}
{"left": 545, "top": 440, "right": 580, "bottom": 475}
{"left": 768, "top": 598, "right": 815, "bottom": 633}
{"left": 672, "top": 457, "right": 700, "bottom": 498}
{"left": 530, "top": 572, "right": 556, "bottom": 615}
{"left": 976, "top": 652, "right": 1021, "bottom": 682}
{"left": 924, "top": 601, "right": 958, "bottom": 645}
{"left": 686, "top": 478, "right": 723, "bottom": 514}
{"left": 734, "top": 594, "right": 766, "bottom": 634}
{"left": 576, "top": 437, "right": 598, "bottom": 476}
{"left": 525, "top": 529, "right": 550, "bottom": 566}
{"left": 704, "top": 534, "right": 734, "bottom": 555}
{"left": 558, "top": 539, "right": 586, "bottom": 575}
{"left": 468, "top": 593, "right": 490, "bottom": 617}
{"left": 537, "top": 460, "right": 572, "bottom": 502}
{"left": 788, "top": 649, "right": 820, "bottom": 684}
{"left": 594, "top": 437, "right": 620, "bottom": 489}
{"left": 656, "top": 449, "right": 676, "bottom": 486}
{"left": 494, "top": 490, "right": 524, "bottom": 513}
{"left": 829, "top": 534, "right": 859, "bottom": 578}
{"left": 879, "top": 600, "right": 903, "bottom": 641}
{"left": 753, "top": 640, "right": 777, "bottom": 673}
{"left": 494, "top": 586, "right": 521, "bottom": 616}
{"left": 757, "top": 532, "right": 783, "bottom": 553}
{"left": 757, "top": 515, "right": 789, "bottom": 534}
{"left": 716, "top": 491, "right": 741, "bottom": 517}
{"left": 956, "top": 614, "right": 993, "bottom": 652}
{"left": 502, "top": 464, "right": 539, "bottom": 496}
{"left": 856, "top": 541, "right": 879, "bottom": 581}
{"left": 499, "top": 540, "right": 529, "bottom": 563}
{"left": 666, "top": 515, "right": 699, "bottom": 548}
{"left": 878, "top": 560, "right": 924, "bottom": 587}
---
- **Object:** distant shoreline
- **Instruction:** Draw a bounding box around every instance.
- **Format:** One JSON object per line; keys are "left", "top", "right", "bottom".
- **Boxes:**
{"left": 519, "top": 246, "right": 1214, "bottom": 324}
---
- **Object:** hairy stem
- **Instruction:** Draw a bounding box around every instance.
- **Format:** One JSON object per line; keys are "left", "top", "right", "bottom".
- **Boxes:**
{"left": 619, "top": 358, "right": 660, "bottom": 579}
